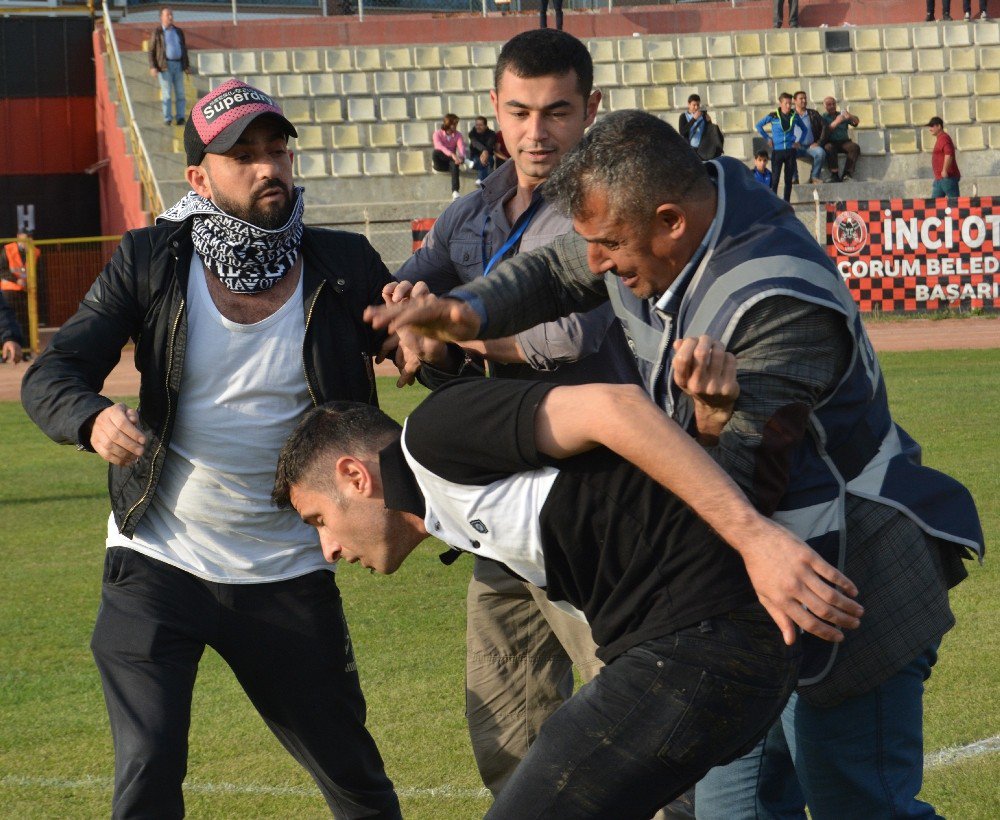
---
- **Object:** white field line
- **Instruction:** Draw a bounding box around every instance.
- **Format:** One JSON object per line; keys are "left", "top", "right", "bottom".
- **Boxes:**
{"left": 0, "top": 774, "right": 488, "bottom": 799}
{"left": 925, "top": 734, "right": 1000, "bottom": 769}
{"left": 4, "top": 736, "right": 998, "bottom": 799}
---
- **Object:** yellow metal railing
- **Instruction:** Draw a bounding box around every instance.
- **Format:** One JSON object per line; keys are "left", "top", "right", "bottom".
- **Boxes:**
{"left": 1, "top": 235, "right": 122, "bottom": 354}
{"left": 100, "top": 0, "right": 163, "bottom": 221}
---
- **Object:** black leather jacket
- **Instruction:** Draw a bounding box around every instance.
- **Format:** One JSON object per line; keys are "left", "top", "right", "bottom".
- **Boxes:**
{"left": 21, "top": 221, "right": 391, "bottom": 536}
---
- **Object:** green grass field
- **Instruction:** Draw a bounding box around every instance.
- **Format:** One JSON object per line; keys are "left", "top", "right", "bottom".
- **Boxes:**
{"left": 1, "top": 352, "right": 997, "bottom": 818}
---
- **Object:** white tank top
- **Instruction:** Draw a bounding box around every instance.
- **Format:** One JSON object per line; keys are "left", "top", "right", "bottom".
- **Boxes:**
{"left": 107, "top": 255, "right": 330, "bottom": 582}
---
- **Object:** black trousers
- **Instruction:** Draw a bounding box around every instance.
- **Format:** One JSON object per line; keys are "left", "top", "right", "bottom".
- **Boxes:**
{"left": 541, "top": 0, "right": 563, "bottom": 30}
{"left": 432, "top": 149, "right": 461, "bottom": 193}
{"left": 91, "top": 547, "right": 400, "bottom": 819}
{"left": 770, "top": 149, "right": 797, "bottom": 202}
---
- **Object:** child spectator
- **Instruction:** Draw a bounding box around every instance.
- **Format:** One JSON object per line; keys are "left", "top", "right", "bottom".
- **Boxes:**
{"left": 432, "top": 113, "right": 468, "bottom": 200}
{"left": 753, "top": 150, "right": 773, "bottom": 188}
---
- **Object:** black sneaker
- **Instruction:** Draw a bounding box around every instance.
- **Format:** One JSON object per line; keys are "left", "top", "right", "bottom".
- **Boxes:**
{"left": 943, "top": 13, "right": 952, "bottom": 20}
{"left": 842, "top": 172, "right": 852, "bottom": 181}
{"left": 925, "top": 13, "right": 934, "bottom": 21}
{"left": 176, "top": 117, "right": 185, "bottom": 125}
{"left": 829, "top": 172, "right": 842, "bottom": 183}
{"left": 165, "top": 119, "right": 172, "bottom": 126}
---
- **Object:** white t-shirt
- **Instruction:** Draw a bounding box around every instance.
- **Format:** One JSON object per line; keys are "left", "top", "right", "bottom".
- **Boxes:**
{"left": 107, "top": 255, "right": 329, "bottom": 582}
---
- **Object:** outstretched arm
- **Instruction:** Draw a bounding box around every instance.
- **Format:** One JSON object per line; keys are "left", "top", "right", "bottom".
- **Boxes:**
{"left": 367, "top": 232, "right": 607, "bottom": 342}
{"left": 533, "top": 382, "right": 863, "bottom": 646}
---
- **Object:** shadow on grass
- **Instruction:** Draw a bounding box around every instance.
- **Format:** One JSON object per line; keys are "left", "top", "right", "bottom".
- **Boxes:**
{"left": 8, "top": 492, "right": 109, "bottom": 505}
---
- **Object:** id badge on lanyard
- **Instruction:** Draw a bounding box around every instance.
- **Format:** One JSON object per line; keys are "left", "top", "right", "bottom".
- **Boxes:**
{"left": 482, "top": 198, "right": 542, "bottom": 276}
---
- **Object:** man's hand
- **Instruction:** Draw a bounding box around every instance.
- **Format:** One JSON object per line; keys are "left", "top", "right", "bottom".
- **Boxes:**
{"left": 672, "top": 335, "right": 738, "bottom": 443}
{"left": 149, "top": 67, "right": 159, "bottom": 77}
{"left": 86, "top": 403, "right": 146, "bottom": 466}
{"left": 2, "top": 340, "right": 23, "bottom": 365}
{"left": 380, "top": 281, "right": 451, "bottom": 387}
{"left": 365, "top": 293, "right": 481, "bottom": 342}
{"left": 737, "top": 517, "right": 863, "bottom": 646}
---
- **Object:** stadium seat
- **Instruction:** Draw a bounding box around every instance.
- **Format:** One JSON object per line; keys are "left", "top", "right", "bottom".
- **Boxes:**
{"left": 397, "top": 151, "right": 427, "bottom": 176}
{"left": 261, "top": 50, "right": 290, "bottom": 74}
{"left": 331, "top": 152, "right": 362, "bottom": 178}
{"left": 380, "top": 97, "right": 410, "bottom": 122}
{"left": 363, "top": 152, "right": 394, "bottom": 177}
{"left": 292, "top": 50, "right": 322, "bottom": 73}
{"left": 369, "top": 123, "right": 400, "bottom": 148}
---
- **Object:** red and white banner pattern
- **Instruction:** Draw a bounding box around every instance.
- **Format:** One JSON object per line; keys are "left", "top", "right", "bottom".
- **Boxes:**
{"left": 826, "top": 197, "right": 999, "bottom": 313}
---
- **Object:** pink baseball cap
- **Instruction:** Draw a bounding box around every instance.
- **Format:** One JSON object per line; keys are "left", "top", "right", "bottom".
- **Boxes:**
{"left": 184, "top": 79, "right": 297, "bottom": 166}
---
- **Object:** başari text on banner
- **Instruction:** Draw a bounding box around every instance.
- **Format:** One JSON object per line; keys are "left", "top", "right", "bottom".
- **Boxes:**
{"left": 826, "top": 197, "right": 999, "bottom": 313}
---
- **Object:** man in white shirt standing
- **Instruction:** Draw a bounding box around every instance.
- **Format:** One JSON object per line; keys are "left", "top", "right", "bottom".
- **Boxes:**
{"left": 21, "top": 80, "right": 401, "bottom": 819}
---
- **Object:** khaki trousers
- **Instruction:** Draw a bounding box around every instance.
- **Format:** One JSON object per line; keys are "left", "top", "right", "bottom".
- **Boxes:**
{"left": 465, "top": 556, "right": 602, "bottom": 796}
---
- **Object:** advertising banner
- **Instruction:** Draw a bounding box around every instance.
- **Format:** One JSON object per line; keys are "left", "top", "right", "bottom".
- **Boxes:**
{"left": 826, "top": 197, "right": 999, "bottom": 313}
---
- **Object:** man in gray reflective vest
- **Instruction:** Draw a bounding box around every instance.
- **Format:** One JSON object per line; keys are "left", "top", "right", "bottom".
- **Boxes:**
{"left": 367, "top": 109, "right": 984, "bottom": 820}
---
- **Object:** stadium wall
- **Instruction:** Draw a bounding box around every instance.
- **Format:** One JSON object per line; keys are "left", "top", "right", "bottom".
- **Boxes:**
{"left": 109, "top": 0, "right": 928, "bottom": 52}
{"left": 0, "top": 16, "right": 101, "bottom": 238}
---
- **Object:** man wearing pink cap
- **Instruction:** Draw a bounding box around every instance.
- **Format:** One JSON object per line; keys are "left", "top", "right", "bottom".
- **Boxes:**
{"left": 22, "top": 80, "right": 401, "bottom": 819}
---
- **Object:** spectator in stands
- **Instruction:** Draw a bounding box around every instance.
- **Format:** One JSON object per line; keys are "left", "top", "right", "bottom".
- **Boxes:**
{"left": 753, "top": 150, "right": 773, "bottom": 187}
{"left": 791, "top": 91, "right": 828, "bottom": 185}
{"left": 679, "top": 94, "right": 709, "bottom": 150}
{"left": 0, "top": 290, "right": 25, "bottom": 365}
{"left": 493, "top": 130, "right": 510, "bottom": 169}
{"left": 541, "top": 0, "right": 563, "bottom": 31}
{"left": 926, "top": 0, "right": 989, "bottom": 20}
{"left": 1, "top": 230, "right": 35, "bottom": 334}
{"left": 821, "top": 96, "right": 861, "bottom": 182}
{"left": 756, "top": 92, "right": 803, "bottom": 201}
{"left": 680, "top": 94, "right": 725, "bottom": 161}
{"left": 467, "top": 116, "right": 496, "bottom": 188}
{"left": 21, "top": 78, "right": 401, "bottom": 819}
{"left": 774, "top": 0, "right": 799, "bottom": 28}
{"left": 432, "top": 113, "right": 469, "bottom": 200}
{"left": 927, "top": 116, "right": 961, "bottom": 198}
{"left": 148, "top": 7, "right": 190, "bottom": 126}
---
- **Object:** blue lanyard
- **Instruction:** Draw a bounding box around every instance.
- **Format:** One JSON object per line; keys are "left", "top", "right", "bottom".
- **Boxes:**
{"left": 482, "top": 198, "right": 542, "bottom": 276}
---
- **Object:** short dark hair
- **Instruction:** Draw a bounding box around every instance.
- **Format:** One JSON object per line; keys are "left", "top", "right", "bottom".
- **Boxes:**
{"left": 545, "top": 109, "right": 710, "bottom": 227}
{"left": 793, "top": 90, "right": 807, "bottom": 99}
{"left": 494, "top": 29, "right": 594, "bottom": 101}
{"left": 927, "top": 116, "right": 944, "bottom": 128}
{"left": 755, "top": 150, "right": 770, "bottom": 161}
{"left": 687, "top": 94, "right": 701, "bottom": 104}
{"left": 779, "top": 92, "right": 794, "bottom": 102}
{"left": 272, "top": 402, "right": 401, "bottom": 509}
{"left": 474, "top": 116, "right": 488, "bottom": 126}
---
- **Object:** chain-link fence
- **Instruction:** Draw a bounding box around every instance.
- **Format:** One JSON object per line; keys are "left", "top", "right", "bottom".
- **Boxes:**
{"left": 1, "top": 236, "right": 121, "bottom": 353}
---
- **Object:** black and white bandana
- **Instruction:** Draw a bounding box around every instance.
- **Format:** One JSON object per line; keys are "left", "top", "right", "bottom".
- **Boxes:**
{"left": 157, "top": 187, "right": 305, "bottom": 295}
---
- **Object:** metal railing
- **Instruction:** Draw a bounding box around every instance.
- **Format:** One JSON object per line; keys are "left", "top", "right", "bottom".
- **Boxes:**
{"left": 101, "top": 0, "right": 163, "bottom": 220}
{"left": 1, "top": 235, "right": 122, "bottom": 354}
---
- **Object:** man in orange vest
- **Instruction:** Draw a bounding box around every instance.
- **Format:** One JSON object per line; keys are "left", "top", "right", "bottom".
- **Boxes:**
{"left": 1, "top": 231, "right": 35, "bottom": 335}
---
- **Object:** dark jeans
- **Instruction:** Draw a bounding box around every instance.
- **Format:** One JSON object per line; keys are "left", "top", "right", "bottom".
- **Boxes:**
{"left": 91, "top": 547, "right": 400, "bottom": 819}
{"left": 770, "top": 149, "right": 797, "bottom": 201}
{"left": 774, "top": 0, "right": 798, "bottom": 26}
{"left": 485, "top": 605, "right": 801, "bottom": 820}
{"left": 541, "top": 0, "right": 563, "bottom": 30}
{"left": 824, "top": 139, "right": 860, "bottom": 177}
{"left": 471, "top": 153, "right": 492, "bottom": 183}
{"left": 432, "top": 149, "right": 461, "bottom": 193}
